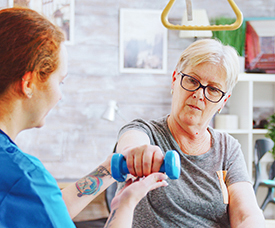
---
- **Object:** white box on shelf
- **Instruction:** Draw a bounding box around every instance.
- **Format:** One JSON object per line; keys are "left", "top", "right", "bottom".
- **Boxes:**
{"left": 215, "top": 114, "right": 238, "bottom": 130}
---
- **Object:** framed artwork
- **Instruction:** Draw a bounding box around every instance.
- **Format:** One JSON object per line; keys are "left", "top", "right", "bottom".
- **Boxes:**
{"left": 244, "top": 18, "right": 275, "bottom": 74}
{"left": 119, "top": 8, "right": 168, "bottom": 74}
{"left": 10, "top": 0, "right": 75, "bottom": 45}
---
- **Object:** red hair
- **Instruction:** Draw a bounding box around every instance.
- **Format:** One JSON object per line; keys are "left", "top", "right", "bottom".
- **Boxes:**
{"left": 0, "top": 7, "right": 65, "bottom": 95}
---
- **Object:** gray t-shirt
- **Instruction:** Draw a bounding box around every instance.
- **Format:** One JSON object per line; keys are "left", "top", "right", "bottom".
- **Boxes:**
{"left": 117, "top": 116, "right": 251, "bottom": 228}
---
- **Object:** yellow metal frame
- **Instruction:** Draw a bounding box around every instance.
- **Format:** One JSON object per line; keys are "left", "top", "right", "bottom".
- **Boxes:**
{"left": 161, "top": 0, "right": 243, "bottom": 31}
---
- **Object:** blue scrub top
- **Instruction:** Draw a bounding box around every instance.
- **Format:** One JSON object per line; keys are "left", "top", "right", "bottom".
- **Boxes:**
{"left": 0, "top": 130, "right": 76, "bottom": 228}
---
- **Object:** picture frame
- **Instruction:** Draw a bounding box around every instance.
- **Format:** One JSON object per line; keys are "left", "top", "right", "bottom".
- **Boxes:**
{"left": 244, "top": 17, "right": 275, "bottom": 74}
{"left": 119, "top": 8, "right": 168, "bottom": 74}
{"left": 10, "top": 0, "right": 75, "bottom": 45}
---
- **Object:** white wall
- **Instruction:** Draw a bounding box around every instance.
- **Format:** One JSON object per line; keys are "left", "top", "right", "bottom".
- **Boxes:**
{"left": 10, "top": 0, "right": 275, "bottom": 182}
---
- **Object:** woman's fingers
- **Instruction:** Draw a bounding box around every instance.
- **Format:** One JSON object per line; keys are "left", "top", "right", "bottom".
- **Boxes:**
{"left": 142, "top": 150, "right": 153, "bottom": 176}
{"left": 126, "top": 146, "right": 144, "bottom": 176}
{"left": 133, "top": 147, "right": 143, "bottom": 177}
{"left": 125, "top": 150, "right": 136, "bottom": 176}
{"left": 124, "top": 145, "right": 164, "bottom": 177}
{"left": 151, "top": 148, "right": 164, "bottom": 174}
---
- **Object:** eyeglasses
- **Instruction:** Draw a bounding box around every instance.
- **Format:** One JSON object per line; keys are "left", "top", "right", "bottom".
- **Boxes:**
{"left": 178, "top": 72, "right": 226, "bottom": 103}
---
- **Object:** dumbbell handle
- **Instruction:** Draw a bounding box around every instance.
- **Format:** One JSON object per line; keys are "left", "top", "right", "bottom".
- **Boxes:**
{"left": 111, "top": 150, "right": 180, "bottom": 182}
{"left": 120, "top": 157, "right": 166, "bottom": 174}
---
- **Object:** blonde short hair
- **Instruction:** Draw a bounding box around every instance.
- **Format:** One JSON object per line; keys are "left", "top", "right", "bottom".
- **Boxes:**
{"left": 175, "top": 39, "right": 240, "bottom": 93}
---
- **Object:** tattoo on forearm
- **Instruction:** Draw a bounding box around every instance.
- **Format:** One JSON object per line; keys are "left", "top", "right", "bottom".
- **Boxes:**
{"left": 75, "top": 166, "right": 111, "bottom": 197}
{"left": 104, "top": 209, "right": 117, "bottom": 228}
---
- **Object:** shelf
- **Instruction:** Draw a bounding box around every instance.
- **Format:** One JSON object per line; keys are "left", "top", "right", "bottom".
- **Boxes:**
{"left": 252, "top": 129, "right": 268, "bottom": 134}
{"left": 215, "top": 129, "right": 268, "bottom": 134}
{"left": 217, "top": 73, "right": 275, "bottom": 180}
{"left": 239, "top": 73, "right": 275, "bottom": 82}
{"left": 215, "top": 129, "right": 249, "bottom": 134}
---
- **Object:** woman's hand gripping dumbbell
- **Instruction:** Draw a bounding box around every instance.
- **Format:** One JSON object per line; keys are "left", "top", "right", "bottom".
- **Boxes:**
{"left": 111, "top": 150, "right": 181, "bottom": 182}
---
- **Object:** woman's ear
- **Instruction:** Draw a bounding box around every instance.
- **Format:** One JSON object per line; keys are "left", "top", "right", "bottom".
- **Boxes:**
{"left": 21, "top": 72, "right": 34, "bottom": 98}
{"left": 219, "top": 94, "right": 231, "bottom": 112}
{"left": 171, "top": 70, "right": 177, "bottom": 90}
{"left": 224, "top": 94, "right": 231, "bottom": 103}
{"left": 172, "top": 70, "right": 177, "bottom": 83}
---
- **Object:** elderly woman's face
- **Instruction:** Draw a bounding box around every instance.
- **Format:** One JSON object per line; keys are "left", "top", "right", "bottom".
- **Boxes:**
{"left": 171, "top": 62, "right": 228, "bottom": 130}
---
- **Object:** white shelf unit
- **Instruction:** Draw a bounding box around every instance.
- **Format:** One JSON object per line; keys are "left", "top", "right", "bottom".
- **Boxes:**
{"left": 215, "top": 73, "right": 275, "bottom": 180}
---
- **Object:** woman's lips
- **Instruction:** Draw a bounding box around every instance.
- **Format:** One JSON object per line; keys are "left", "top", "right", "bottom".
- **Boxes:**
{"left": 188, "top": 104, "right": 201, "bottom": 111}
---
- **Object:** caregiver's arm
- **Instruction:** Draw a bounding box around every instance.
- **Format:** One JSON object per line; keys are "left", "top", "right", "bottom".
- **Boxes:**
{"left": 62, "top": 154, "right": 115, "bottom": 219}
{"left": 228, "top": 182, "right": 265, "bottom": 228}
{"left": 104, "top": 173, "right": 168, "bottom": 228}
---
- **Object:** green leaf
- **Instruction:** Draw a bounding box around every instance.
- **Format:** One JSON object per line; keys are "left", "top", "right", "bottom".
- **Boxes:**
{"left": 211, "top": 17, "right": 246, "bottom": 56}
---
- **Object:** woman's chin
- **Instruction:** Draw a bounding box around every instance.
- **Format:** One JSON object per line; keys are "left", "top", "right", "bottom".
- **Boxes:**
{"left": 180, "top": 114, "right": 197, "bottom": 125}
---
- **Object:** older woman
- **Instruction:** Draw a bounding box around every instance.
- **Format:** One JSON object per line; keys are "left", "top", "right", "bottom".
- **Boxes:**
{"left": 0, "top": 7, "right": 168, "bottom": 228}
{"left": 116, "top": 39, "right": 265, "bottom": 227}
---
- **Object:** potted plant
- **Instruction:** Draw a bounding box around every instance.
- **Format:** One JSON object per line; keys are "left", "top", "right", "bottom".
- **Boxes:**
{"left": 211, "top": 17, "right": 246, "bottom": 72}
{"left": 265, "top": 113, "right": 275, "bottom": 159}
{"left": 211, "top": 17, "right": 246, "bottom": 57}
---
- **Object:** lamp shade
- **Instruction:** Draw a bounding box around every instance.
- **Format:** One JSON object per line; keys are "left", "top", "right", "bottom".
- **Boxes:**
{"left": 179, "top": 9, "right": 213, "bottom": 38}
{"left": 102, "top": 100, "right": 118, "bottom": 122}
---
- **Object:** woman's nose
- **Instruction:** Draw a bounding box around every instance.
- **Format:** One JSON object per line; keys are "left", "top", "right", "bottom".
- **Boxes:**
{"left": 192, "top": 88, "right": 204, "bottom": 100}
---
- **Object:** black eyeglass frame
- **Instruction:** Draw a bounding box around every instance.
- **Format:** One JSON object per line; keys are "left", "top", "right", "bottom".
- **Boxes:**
{"left": 178, "top": 72, "right": 227, "bottom": 103}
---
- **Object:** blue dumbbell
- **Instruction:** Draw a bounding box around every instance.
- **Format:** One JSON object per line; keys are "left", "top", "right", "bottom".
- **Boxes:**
{"left": 111, "top": 150, "right": 181, "bottom": 182}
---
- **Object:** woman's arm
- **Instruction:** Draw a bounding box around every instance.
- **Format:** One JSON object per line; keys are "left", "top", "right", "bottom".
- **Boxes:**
{"left": 61, "top": 154, "right": 115, "bottom": 219}
{"left": 228, "top": 182, "right": 265, "bottom": 228}
{"left": 117, "top": 130, "right": 164, "bottom": 177}
{"left": 104, "top": 173, "right": 168, "bottom": 228}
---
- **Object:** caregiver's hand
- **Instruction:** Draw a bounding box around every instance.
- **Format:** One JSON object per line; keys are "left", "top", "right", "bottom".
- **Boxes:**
{"left": 104, "top": 173, "right": 168, "bottom": 228}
